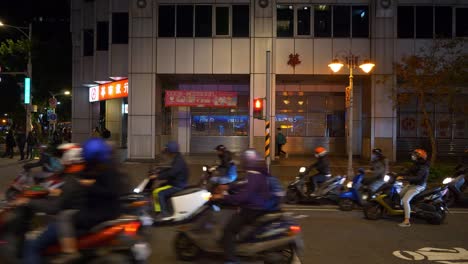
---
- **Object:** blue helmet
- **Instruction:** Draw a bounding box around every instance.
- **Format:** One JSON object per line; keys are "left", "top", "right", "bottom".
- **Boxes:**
{"left": 166, "top": 141, "right": 179, "bottom": 153}
{"left": 82, "top": 137, "right": 112, "bottom": 164}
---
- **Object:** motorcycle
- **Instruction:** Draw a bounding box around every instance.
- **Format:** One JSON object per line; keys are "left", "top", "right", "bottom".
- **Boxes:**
{"left": 5, "top": 170, "right": 63, "bottom": 201}
{"left": 442, "top": 164, "right": 468, "bottom": 207}
{"left": 133, "top": 166, "right": 211, "bottom": 225}
{"left": 363, "top": 176, "right": 448, "bottom": 225}
{"left": 338, "top": 169, "right": 372, "bottom": 211}
{"left": 0, "top": 190, "right": 152, "bottom": 264}
{"left": 173, "top": 203, "right": 304, "bottom": 264}
{"left": 286, "top": 167, "right": 345, "bottom": 204}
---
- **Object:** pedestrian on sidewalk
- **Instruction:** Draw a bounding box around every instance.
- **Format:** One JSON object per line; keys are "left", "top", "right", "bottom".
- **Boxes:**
{"left": 16, "top": 127, "right": 27, "bottom": 161}
{"left": 26, "top": 129, "right": 38, "bottom": 160}
{"left": 3, "top": 129, "right": 15, "bottom": 159}
{"left": 276, "top": 128, "right": 288, "bottom": 158}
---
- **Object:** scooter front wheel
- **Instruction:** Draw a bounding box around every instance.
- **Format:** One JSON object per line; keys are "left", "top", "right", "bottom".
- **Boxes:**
{"left": 263, "top": 243, "right": 295, "bottom": 264}
{"left": 364, "top": 201, "right": 383, "bottom": 220}
{"left": 443, "top": 189, "right": 456, "bottom": 208}
{"left": 174, "top": 233, "right": 201, "bottom": 261}
{"left": 285, "top": 190, "right": 300, "bottom": 204}
{"left": 338, "top": 198, "right": 354, "bottom": 211}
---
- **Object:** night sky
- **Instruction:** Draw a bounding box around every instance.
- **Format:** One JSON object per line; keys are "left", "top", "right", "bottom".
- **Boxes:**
{"left": 0, "top": 0, "right": 71, "bottom": 119}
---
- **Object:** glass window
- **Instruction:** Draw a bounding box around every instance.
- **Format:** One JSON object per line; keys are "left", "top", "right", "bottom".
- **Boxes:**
{"left": 297, "top": 6, "right": 311, "bottom": 36}
{"left": 416, "top": 6, "right": 433, "bottom": 38}
{"left": 435, "top": 7, "right": 452, "bottom": 38}
{"left": 232, "top": 5, "right": 249, "bottom": 37}
{"left": 333, "top": 6, "right": 350, "bottom": 37}
{"left": 327, "top": 112, "right": 345, "bottom": 137}
{"left": 398, "top": 6, "right": 414, "bottom": 38}
{"left": 216, "top": 6, "right": 230, "bottom": 35}
{"left": 399, "top": 113, "right": 418, "bottom": 137}
{"left": 177, "top": 5, "right": 194, "bottom": 37}
{"left": 418, "top": 113, "right": 434, "bottom": 138}
{"left": 276, "top": 114, "right": 306, "bottom": 137}
{"left": 195, "top": 5, "right": 212, "bottom": 37}
{"left": 352, "top": 6, "right": 369, "bottom": 38}
{"left": 158, "top": 5, "right": 175, "bottom": 37}
{"left": 314, "top": 5, "right": 331, "bottom": 37}
{"left": 96, "top": 22, "right": 108, "bottom": 51}
{"left": 83, "top": 29, "right": 94, "bottom": 56}
{"left": 456, "top": 8, "right": 468, "bottom": 37}
{"left": 436, "top": 113, "right": 452, "bottom": 138}
{"left": 277, "top": 5, "right": 294, "bottom": 37}
{"left": 112, "top": 13, "right": 128, "bottom": 44}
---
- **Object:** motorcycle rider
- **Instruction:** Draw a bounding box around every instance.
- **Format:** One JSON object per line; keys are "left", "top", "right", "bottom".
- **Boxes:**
{"left": 23, "top": 138, "right": 125, "bottom": 263}
{"left": 211, "top": 149, "right": 273, "bottom": 264}
{"left": 23, "top": 145, "right": 64, "bottom": 180}
{"left": 306, "top": 146, "right": 331, "bottom": 193}
{"left": 396, "top": 149, "right": 429, "bottom": 227}
{"left": 367, "top": 148, "right": 389, "bottom": 193}
{"left": 211, "top": 145, "right": 237, "bottom": 184}
{"left": 150, "top": 141, "right": 188, "bottom": 219}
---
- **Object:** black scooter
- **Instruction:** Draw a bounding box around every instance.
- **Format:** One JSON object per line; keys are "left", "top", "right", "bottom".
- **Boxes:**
{"left": 442, "top": 164, "right": 468, "bottom": 207}
{"left": 286, "top": 167, "right": 345, "bottom": 204}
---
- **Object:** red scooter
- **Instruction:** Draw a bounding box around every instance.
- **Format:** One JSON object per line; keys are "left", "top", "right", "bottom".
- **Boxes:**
{"left": 5, "top": 170, "right": 63, "bottom": 201}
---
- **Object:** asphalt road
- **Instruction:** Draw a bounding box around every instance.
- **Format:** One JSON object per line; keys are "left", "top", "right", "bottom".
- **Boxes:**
{"left": 1, "top": 159, "right": 468, "bottom": 264}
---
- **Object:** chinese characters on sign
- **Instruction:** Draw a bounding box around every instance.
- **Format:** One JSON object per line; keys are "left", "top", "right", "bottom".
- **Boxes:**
{"left": 165, "top": 90, "right": 238, "bottom": 108}
{"left": 89, "top": 79, "right": 129, "bottom": 102}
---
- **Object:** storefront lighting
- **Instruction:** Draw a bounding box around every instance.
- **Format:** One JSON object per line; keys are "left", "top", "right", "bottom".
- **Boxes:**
{"left": 298, "top": 100, "right": 304, "bottom": 106}
{"left": 359, "top": 60, "right": 375, "bottom": 73}
{"left": 328, "top": 59, "right": 344, "bottom": 73}
{"left": 64, "top": 91, "right": 71, "bottom": 95}
{"left": 283, "top": 98, "right": 290, "bottom": 105}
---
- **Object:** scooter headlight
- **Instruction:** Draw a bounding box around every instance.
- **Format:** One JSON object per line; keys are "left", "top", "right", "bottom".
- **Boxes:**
{"left": 299, "top": 167, "right": 306, "bottom": 173}
{"left": 133, "top": 188, "right": 141, "bottom": 193}
{"left": 202, "top": 166, "right": 208, "bottom": 172}
{"left": 201, "top": 191, "right": 212, "bottom": 201}
{"left": 442, "top": 177, "right": 453, "bottom": 185}
{"left": 383, "top": 175, "right": 390, "bottom": 182}
{"left": 346, "top": 182, "right": 353, "bottom": 188}
{"left": 339, "top": 178, "right": 346, "bottom": 185}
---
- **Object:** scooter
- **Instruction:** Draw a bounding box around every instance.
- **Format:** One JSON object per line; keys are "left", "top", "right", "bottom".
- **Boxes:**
{"left": 0, "top": 189, "right": 152, "bottom": 263}
{"left": 363, "top": 176, "right": 448, "bottom": 225}
{"left": 133, "top": 166, "right": 212, "bottom": 225}
{"left": 173, "top": 203, "right": 304, "bottom": 264}
{"left": 442, "top": 164, "right": 468, "bottom": 207}
{"left": 338, "top": 169, "right": 371, "bottom": 211}
{"left": 5, "top": 170, "right": 63, "bottom": 201}
{"left": 286, "top": 167, "right": 345, "bottom": 204}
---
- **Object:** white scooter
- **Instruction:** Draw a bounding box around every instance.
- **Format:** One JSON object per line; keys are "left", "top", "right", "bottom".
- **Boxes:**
{"left": 133, "top": 167, "right": 211, "bottom": 225}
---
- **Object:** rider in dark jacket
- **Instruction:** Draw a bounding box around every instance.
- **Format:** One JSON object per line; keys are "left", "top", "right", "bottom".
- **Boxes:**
{"left": 212, "top": 145, "right": 237, "bottom": 184}
{"left": 396, "top": 149, "right": 429, "bottom": 227}
{"left": 151, "top": 141, "right": 188, "bottom": 218}
{"left": 367, "top": 148, "right": 389, "bottom": 193}
{"left": 307, "top": 146, "right": 331, "bottom": 192}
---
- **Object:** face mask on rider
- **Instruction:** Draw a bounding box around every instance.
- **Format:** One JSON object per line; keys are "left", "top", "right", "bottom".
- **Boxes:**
{"left": 371, "top": 154, "right": 377, "bottom": 161}
{"left": 411, "top": 154, "right": 417, "bottom": 161}
{"left": 315, "top": 154, "right": 319, "bottom": 158}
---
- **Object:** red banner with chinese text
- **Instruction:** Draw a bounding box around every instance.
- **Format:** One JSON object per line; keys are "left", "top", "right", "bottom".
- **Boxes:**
{"left": 165, "top": 90, "right": 238, "bottom": 107}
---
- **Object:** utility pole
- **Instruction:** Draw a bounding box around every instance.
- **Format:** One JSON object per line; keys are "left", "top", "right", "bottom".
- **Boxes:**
{"left": 265, "top": 51, "right": 271, "bottom": 172}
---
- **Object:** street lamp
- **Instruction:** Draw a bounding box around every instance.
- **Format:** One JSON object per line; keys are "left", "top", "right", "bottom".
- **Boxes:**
{"left": 0, "top": 20, "right": 33, "bottom": 134}
{"left": 328, "top": 54, "right": 375, "bottom": 178}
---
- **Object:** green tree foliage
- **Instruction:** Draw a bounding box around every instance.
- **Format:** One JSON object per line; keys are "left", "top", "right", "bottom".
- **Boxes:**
{"left": 0, "top": 38, "right": 30, "bottom": 72}
{"left": 395, "top": 39, "right": 468, "bottom": 165}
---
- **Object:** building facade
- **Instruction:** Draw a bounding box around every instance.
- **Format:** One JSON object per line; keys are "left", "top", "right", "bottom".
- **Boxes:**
{"left": 71, "top": 0, "right": 468, "bottom": 161}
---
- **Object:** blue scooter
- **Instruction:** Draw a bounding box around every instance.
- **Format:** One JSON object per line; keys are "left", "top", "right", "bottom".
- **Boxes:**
{"left": 338, "top": 169, "right": 370, "bottom": 211}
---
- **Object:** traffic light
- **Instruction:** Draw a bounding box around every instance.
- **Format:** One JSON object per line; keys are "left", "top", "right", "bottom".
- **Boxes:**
{"left": 253, "top": 98, "right": 264, "bottom": 120}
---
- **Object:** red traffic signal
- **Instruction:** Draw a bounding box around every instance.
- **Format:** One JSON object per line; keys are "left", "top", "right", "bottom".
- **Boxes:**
{"left": 253, "top": 98, "right": 264, "bottom": 119}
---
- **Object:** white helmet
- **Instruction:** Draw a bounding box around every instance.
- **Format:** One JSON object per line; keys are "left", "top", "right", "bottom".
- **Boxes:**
{"left": 58, "top": 143, "right": 83, "bottom": 166}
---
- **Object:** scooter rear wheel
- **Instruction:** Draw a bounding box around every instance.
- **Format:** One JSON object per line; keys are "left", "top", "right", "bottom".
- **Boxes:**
{"left": 364, "top": 202, "right": 383, "bottom": 220}
{"left": 263, "top": 243, "right": 295, "bottom": 264}
{"left": 174, "top": 233, "right": 201, "bottom": 261}
{"left": 338, "top": 198, "right": 354, "bottom": 211}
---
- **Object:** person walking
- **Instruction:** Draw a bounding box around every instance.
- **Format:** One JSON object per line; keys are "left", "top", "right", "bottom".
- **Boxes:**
{"left": 276, "top": 128, "right": 287, "bottom": 158}
{"left": 16, "top": 128, "right": 27, "bottom": 161}
{"left": 3, "top": 129, "right": 16, "bottom": 158}
{"left": 26, "top": 130, "right": 38, "bottom": 160}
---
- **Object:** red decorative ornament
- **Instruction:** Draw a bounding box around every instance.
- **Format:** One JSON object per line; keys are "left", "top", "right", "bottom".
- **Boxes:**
{"left": 287, "top": 53, "right": 301, "bottom": 68}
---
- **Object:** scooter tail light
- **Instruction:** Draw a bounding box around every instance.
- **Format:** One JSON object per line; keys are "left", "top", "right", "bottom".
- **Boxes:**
{"left": 122, "top": 221, "right": 141, "bottom": 236}
{"left": 288, "top": 225, "right": 301, "bottom": 236}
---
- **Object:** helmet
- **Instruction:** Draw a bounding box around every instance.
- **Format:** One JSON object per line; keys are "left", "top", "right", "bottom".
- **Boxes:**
{"left": 314, "top": 146, "right": 327, "bottom": 157}
{"left": 165, "top": 141, "right": 179, "bottom": 153}
{"left": 412, "top": 149, "right": 428, "bottom": 161}
{"left": 239, "top": 148, "right": 266, "bottom": 173}
{"left": 215, "top": 145, "right": 226, "bottom": 152}
{"left": 58, "top": 143, "right": 85, "bottom": 173}
{"left": 82, "top": 138, "right": 112, "bottom": 164}
{"left": 372, "top": 148, "right": 383, "bottom": 156}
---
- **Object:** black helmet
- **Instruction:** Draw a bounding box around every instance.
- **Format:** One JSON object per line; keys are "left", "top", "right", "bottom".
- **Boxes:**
{"left": 372, "top": 148, "right": 383, "bottom": 157}
{"left": 215, "top": 145, "right": 226, "bottom": 151}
